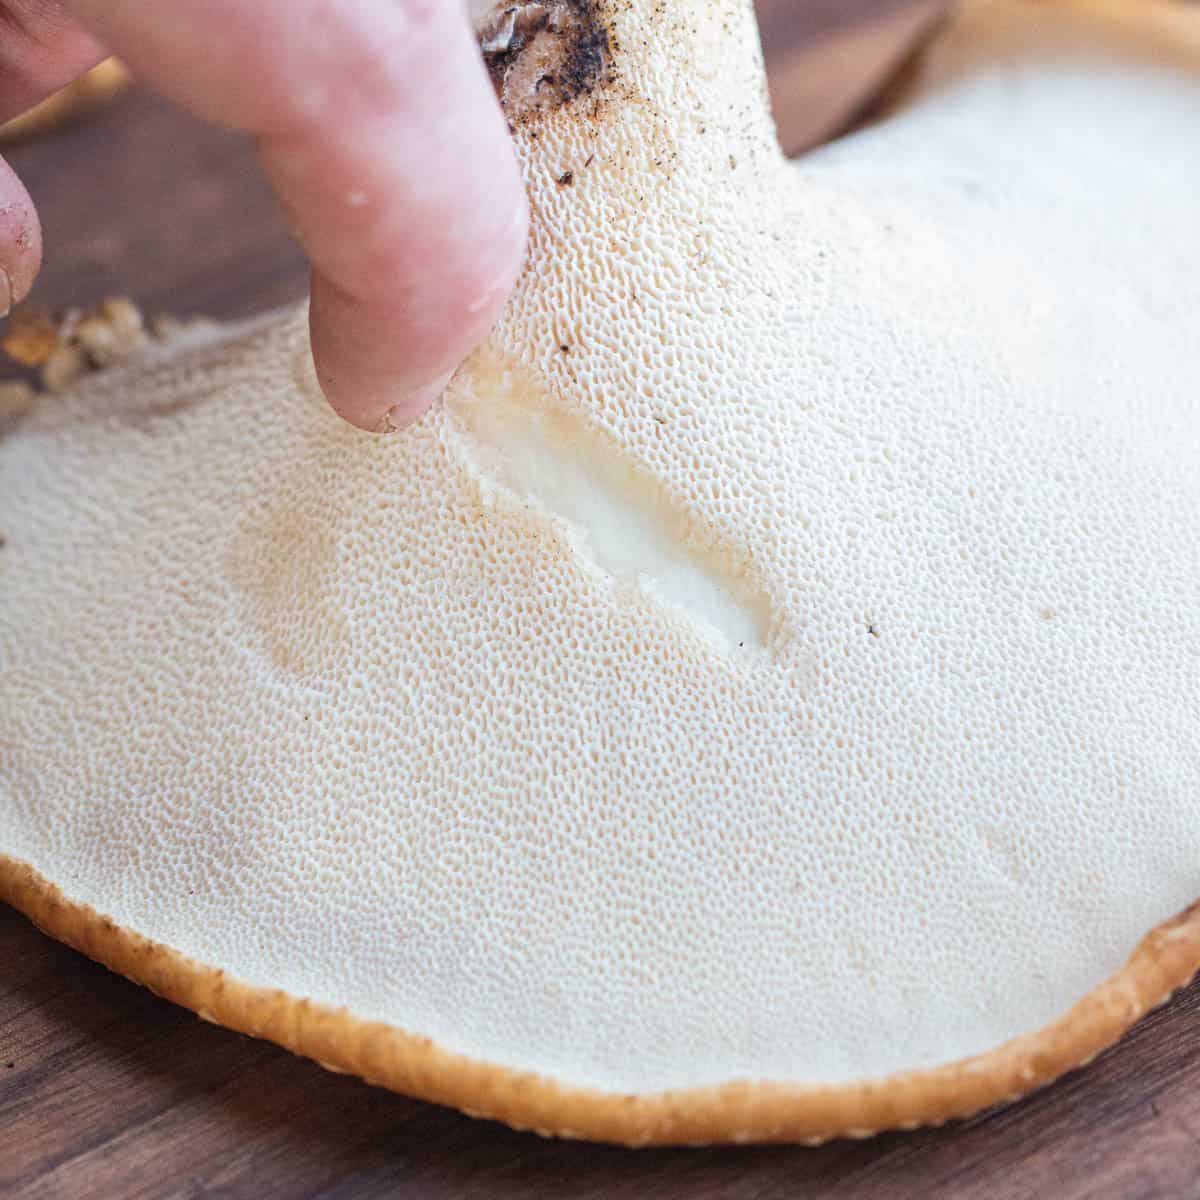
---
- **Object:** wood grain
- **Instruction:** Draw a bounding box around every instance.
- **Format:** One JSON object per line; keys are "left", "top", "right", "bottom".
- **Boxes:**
{"left": 4, "top": 904, "right": 1199, "bottom": 1199}
{"left": 3, "top": 3, "right": 1198, "bottom": 1196}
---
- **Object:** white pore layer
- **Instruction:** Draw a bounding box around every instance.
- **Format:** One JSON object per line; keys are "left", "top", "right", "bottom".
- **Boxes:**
{"left": 2, "top": 0, "right": 1198, "bottom": 1094}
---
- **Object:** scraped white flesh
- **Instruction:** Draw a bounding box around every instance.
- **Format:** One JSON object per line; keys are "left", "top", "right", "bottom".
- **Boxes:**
{"left": 2, "top": 0, "right": 1198, "bottom": 1096}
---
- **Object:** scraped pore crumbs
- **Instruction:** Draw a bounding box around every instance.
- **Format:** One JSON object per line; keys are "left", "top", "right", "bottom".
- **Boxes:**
{"left": 0, "top": 299, "right": 215, "bottom": 396}
{"left": 2, "top": 298, "right": 147, "bottom": 392}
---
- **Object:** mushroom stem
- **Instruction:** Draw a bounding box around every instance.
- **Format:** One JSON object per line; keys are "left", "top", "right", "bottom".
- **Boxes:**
{"left": 478, "top": 0, "right": 778, "bottom": 150}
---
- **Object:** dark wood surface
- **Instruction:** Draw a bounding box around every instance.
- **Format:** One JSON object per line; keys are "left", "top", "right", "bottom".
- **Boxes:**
{"left": 5, "top": 902, "right": 1200, "bottom": 1200}
{"left": 3, "top": 4, "right": 1198, "bottom": 1196}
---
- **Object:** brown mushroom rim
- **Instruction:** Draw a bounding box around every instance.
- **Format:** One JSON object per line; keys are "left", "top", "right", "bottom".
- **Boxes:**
{"left": 2, "top": 853, "right": 1198, "bottom": 1147}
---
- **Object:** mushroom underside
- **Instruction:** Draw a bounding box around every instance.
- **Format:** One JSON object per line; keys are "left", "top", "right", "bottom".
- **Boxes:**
{"left": 1, "top": 0, "right": 1198, "bottom": 1146}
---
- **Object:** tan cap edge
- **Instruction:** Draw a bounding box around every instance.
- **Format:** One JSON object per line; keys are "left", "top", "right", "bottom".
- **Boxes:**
{"left": 3, "top": 853, "right": 1197, "bottom": 1147}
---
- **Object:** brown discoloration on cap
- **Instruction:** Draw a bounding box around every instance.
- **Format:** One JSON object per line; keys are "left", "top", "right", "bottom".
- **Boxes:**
{"left": 480, "top": 1, "right": 615, "bottom": 122}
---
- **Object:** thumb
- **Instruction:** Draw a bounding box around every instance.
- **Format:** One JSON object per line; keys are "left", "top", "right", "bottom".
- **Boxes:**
{"left": 0, "top": 156, "right": 42, "bottom": 317}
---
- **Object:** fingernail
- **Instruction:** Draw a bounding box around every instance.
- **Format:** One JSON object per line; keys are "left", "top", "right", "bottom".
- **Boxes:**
{"left": 0, "top": 268, "right": 12, "bottom": 320}
{"left": 375, "top": 371, "right": 455, "bottom": 434}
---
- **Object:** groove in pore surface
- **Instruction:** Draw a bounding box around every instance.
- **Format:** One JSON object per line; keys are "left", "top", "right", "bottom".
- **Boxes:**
{"left": 448, "top": 356, "right": 772, "bottom": 654}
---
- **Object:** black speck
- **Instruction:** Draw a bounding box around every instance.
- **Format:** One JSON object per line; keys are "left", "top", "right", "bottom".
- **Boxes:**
{"left": 584, "top": 153, "right": 595, "bottom": 168}
{"left": 557, "top": 171, "right": 575, "bottom": 187}
{"left": 559, "top": 344, "right": 571, "bottom": 354}
{"left": 4, "top": 1062, "right": 13, "bottom": 1070}
{"left": 867, "top": 624, "right": 881, "bottom": 638}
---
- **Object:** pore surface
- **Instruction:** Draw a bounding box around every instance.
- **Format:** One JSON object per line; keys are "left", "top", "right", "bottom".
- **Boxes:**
{"left": 1, "top": 0, "right": 1198, "bottom": 1100}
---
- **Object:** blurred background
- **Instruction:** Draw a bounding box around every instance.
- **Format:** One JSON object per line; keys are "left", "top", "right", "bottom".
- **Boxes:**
{"left": 0, "top": 0, "right": 945, "bottom": 326}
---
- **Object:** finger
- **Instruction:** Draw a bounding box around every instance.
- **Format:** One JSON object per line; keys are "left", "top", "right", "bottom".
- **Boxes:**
{"left": 63, "top": 0, "right": 528, "bottom": 431}
{"left": 0, "top": 2, "right": 105, "bottom": 120}
{"left": 0, "top": 152, "right": 42, "bottom": 314}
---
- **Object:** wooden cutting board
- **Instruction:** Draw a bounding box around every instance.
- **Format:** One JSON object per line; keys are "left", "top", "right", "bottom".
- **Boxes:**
{"left": 3, "top": 4, "right": 1198, "bottom": 1195}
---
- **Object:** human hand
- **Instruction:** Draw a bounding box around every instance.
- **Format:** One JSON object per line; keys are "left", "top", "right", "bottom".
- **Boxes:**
{"left": 0, "top": 0, "right": 528, "bottom": 431}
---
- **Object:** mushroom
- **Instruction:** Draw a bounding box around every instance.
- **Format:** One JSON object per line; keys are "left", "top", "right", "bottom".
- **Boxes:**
{"left": 2, "top": 0, "right": 1198, "bottom": 1147}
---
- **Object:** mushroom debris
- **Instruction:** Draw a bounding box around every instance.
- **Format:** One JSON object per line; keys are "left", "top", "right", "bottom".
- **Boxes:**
{"left": 1, "top": 0, "right": 1198, "bottom": 1147}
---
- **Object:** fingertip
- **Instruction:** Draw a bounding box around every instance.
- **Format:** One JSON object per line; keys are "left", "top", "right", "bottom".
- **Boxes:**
{"left": 308, "top": 185, "right": 528, "bottom": 434}
{"left": 317, "top": 372, "right": 456, "bottom": 436}
{"left": 315, "top": 363, "right": 455, "bottom": 435}
{"left": 378, "top": 372, "right": 458, "bottom": 432}
{"left": 308, "top": 284, "right": 457, "bottom": 434}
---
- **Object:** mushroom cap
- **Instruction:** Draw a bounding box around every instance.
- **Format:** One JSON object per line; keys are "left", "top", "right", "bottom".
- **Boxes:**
{"left": 2, "top": 0, "right": 1199, "bottom": 1145}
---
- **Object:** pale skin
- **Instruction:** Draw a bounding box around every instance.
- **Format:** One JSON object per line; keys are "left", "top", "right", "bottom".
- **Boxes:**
{"left": 0, "top": 0, "right": 528, "bottom": 431}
